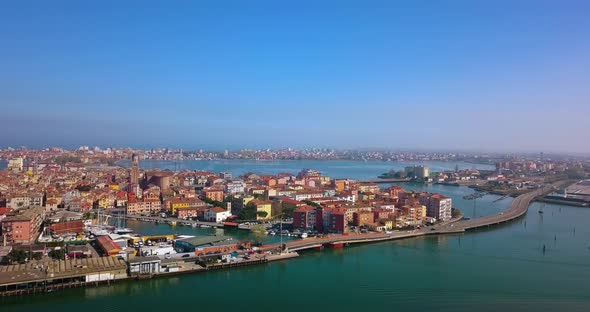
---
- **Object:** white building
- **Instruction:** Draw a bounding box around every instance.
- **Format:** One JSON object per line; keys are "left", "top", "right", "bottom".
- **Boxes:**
{"left": 7, "top": 157, "right": 24, "bottom": 171}
{"left": 204, "top": 207, "right": 232, "bottom": 223}
{"left": 225, "top": 180, "right": 245, "bottom": 195}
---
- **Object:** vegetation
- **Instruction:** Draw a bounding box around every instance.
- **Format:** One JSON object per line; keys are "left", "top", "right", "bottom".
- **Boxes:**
{"left": 303, "top": 200, "right": 320, "bottom": 208}
{"left": 49, "top": 249, "right": 66, "bottom": 260}
{"left": 7, "top": 250, "right": 42, "bottom": 263}
{"left": 237, "top": 203, "right": 258, "bottom": 220}
{"left": 202, "top": 197, "right": 224, "bottom": 207}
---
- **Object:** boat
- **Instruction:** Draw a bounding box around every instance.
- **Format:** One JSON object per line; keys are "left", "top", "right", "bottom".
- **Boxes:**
{"left": 300, "top": 233, "right": 308, "bottom": 239}
{"left": 115, "top": 228, "right": 134, "bottom": 234}
{"left": 269, "top": 231, "right": 276, "bottom": 236}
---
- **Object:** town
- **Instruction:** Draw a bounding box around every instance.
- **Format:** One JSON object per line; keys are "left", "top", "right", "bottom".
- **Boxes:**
{"left": 0, "top": 147, "right": 587, "bottom": 296}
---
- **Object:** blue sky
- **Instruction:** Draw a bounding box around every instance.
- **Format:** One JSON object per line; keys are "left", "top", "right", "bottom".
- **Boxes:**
{"left": 1, "top": 0, "right": 589, "bottom": 153}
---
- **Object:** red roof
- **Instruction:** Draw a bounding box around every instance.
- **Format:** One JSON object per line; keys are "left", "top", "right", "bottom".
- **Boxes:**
{"left": 0, "top": 207, "right": 12, "bottom": 216}
{"left": 294, "top": 205, "right": 316, "bottom": 213}
{"left": 281, "top": 198, "right": 304, "bottom": 205}
{"left": 96, "top": 236, "right": 121, "bottom": 255}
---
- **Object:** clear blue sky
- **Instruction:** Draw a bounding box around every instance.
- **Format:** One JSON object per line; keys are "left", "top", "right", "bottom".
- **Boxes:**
{"left": 1, "top": 0, "right": 589, "bottom": 153}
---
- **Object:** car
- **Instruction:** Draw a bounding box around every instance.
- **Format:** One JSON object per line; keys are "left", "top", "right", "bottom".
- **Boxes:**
{"left": 182, "top": 254, "right": 191, "bottom": 258}
{"left": 165, "top": 255, "right": 172, "bottom": 259}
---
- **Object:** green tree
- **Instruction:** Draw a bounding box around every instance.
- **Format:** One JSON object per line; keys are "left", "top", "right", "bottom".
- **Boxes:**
{"left": 237, "top": 203, "right": 258, "bottom": 220}
{"left": 8, "top": 249, "right": 28, "bottom": 263}
{"left": 49, "top": 249, "right": 66, "bottom": 260}
{"left": 303, "top": 200, "right": 320, "bottom": 208}
{"left": 31, "top": 252, "right": 43, "bottom": 261}
{"left": 257, "top": 211, "right": 268, "bottom": 218}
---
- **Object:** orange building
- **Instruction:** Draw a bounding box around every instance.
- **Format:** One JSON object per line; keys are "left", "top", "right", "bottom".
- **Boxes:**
{"left": 203, "top": 188, "right": 225, "bottom": 202}
{"left": 0, "top": 206, "right": 44, "bottom": 244}
{"left": 353, "top": 211, "right": 375, "bottom": 226}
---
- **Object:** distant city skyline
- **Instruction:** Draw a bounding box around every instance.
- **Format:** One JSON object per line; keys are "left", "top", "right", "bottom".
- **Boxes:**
{"left": 1, "top": 0, "right": 589, "bottom": 153}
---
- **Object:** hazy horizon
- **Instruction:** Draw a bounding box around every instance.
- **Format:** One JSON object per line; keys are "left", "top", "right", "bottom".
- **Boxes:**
{"left": 1, "top": 0, "right": 589, "bottom": 154}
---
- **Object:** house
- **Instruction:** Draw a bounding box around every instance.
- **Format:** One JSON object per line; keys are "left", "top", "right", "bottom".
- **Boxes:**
{"left": 204, "top": 207, "right": 232, "bottom": 223}
{"left": 249, "top": 199, "right": 272, "bottom": 220}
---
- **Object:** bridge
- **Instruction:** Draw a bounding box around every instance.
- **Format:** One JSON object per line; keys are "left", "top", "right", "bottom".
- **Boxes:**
{"left": 261, "top": 181, "right": 568, "bottom": 252}
{"left": 447, "top": 180, "right": 567, "bottom": 231}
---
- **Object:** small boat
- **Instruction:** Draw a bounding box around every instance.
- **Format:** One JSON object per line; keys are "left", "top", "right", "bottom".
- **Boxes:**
{"left": 115, "top": 228, "right": 134, "bottom": 234}
{"left": 300, "top": 233, "right": 308, "bottom": 239}
{"left": 269, "top": 231, "right": 276, "bottom": 236}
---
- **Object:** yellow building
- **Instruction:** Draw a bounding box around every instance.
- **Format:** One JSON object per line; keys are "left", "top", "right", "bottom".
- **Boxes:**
{"left": 251, "top": 200, "right": 272, "bottom": 220}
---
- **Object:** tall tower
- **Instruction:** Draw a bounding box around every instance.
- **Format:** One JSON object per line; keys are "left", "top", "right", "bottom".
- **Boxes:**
{"left": 131, "top": 154, "right": 140, "bottom": 185}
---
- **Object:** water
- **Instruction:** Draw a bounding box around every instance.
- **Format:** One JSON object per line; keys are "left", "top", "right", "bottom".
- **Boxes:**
{"left": 117, "top": 159, "right": 494, "bottom": 180}
{"left": 3, "top": 161, "right": 590, "bottom": 311}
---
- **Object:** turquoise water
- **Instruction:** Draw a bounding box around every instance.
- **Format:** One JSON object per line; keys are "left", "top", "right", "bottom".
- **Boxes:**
{"left": 117, "top": 159, "right": 494, "bottom": 180}
{"left": 3, "top": 202, "right": 590, "bottom": 311}
{"left": 2, "top": 161, "right": 590, "bottom": 311}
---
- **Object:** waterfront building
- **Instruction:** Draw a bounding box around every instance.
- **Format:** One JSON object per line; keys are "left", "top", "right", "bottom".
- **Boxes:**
{"left": 230, "top": 195, "right": 254, "bottom": 215}
{"left": 204, "top": 207, "right": 232, "bottom": 223}
{"left": 176, "top": 206, "right": 207, "bottom": 220}
{"left": 292, "top": 205, "right": 317, "bottom": 230}
{"left": 0, "top": 257, "right": 128, "bottom": 292}
{"left": 427, "top": 194, "right": 452, "bottom": 221}
{"left": 126, "top": 198, "right": 162, "bottom": 215}
{"left": 129, "top": 257, "right": 161, "bottom": 276}
{"left": 353, "top": 211, "right": 374, "bottom": 227}
{"left": 327, "top": 208, "right": 346, "bottom": 233}
{"left": 249, "top": 199, "right": 273, "bottom": 220}
{"left": 0, "top": 206, "right": 44, "bottom": 244}
{"left": 164, "top": 198, "right": 206, "bottom": 215}
{"left": 405, "top": 165, "right": 430, "bottom": 179}
{"left": 96, "top": 235, "right": 122, "bottom": 256}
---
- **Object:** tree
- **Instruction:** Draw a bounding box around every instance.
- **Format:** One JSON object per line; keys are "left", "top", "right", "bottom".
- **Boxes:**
{"left": 31, "top": 252, "right": 43, "bottom": 261}
{"left": 238, "top": 203, "right": 258, "bottom": 221}
{"left": 202, "top": 197, "right": 224, "bottom": 207}
{"left": 257, "top": 211, "right": 268, "bottom": 218}
{"left": 49, "top": 249, "right": 66, "bottom": 260}
{"left": 8, "top": 249, "right": 28, "bottom": 263}
{"left": 303, "top": 200, "right": 320, "bottom": 208}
